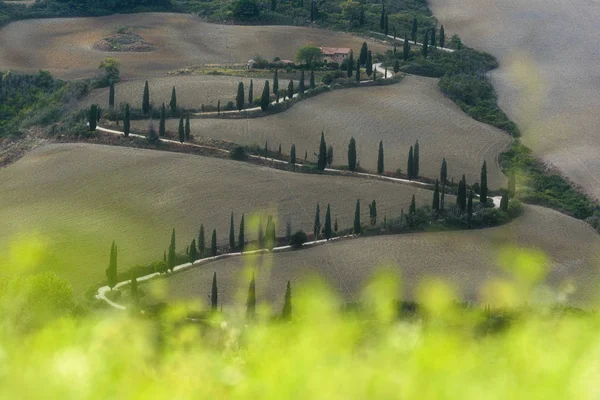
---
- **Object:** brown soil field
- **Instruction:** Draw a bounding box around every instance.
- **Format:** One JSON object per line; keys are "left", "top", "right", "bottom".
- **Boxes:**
{"left": 0, "top": 12, "right": 390, "bottom": 79}
{"left": 81, "top": 76, "right": 296, "bottom": 111}
{"left": 0, "top": 143, "right": 433, "bottom": 295}
{"left": 133, "top": 75, "right": 512, "bottom": 188}
{"left": 429, "top": 0, "right": 600, "bottom": 199}
{"left": 153, "top": 205, "right": 600, "bottom": 308}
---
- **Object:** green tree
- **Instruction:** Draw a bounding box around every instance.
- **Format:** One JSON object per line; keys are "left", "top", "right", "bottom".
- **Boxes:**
{"left": 211, "top": 229, "right": 217, "bottom": 256}
{"left": 211, "top": 272, "right": 218, "bottom": 311}
{"left": 393, "top": 59, "right": 400, "bottom": 74}
{"left": 324, "top": 204, "right": 332, "bottom": 240}
{"left": 467, "top": 189, "right": 474, "bottom": 222}
{"left": 480, "top": 161, "right": 488, "bottom": 204}
{"left": 229, "top": 212, "right": 235, "bottom": 250}
{"left": 500, "top": 193, "right": 509, "bottom": 212}
{"left": 403, "top": 33, "right": 410, "bottom": 61}
{"left": 178, "top": 116, "right": 184, "bottom": 143}
{"left": 313, "top": 203, "right": 321, "bottom": 240}
{"left": 281, "top": 281, "right": 292, "bottom": 321}
{"left": 159, "top": 103, "right": 166, "bottom": 137}
{"left": 296, "top": 45, "right": 323, "bottom": 66}
{"left": 106, "top": 241, "right": 118, "bottom": 289}
{"left": 185, "top": 113, "right": 190, "bottom": 141}
{"left": 411, "top": 17, "right": 418, "bottom": 43}
{"left": 299, "top": 70, "right": 305, "bottom": 94}
{"left": 422, "top": 31, "right": 429, "bottom": 57}
{"left": 310, "top": 71, "right": 315, "bottom": 89}
{"left": 432, "top": 179, "right": 440, "bottom": 211}
{"left": 348, "top": 137, "right": 357, "bottom": 171}
{"left": 318, "top": 131, "right": 327, "bottom": 170}
{"left": 457, "top": 175, "right": 467, "bottom": 212}
{"left": 170, "top": 86, "right": 177, "bottom": 113}
{"left": 384, "top": 12, "right": 389, "bottom": 36}
{"left": 261, "top": 80, "right": 270, "bottom": 111}
{"left": 271, "top": 0, "right": 276, "bottom": 11}
{"left": 369, "top": 200, "right": 377, "bottom": 225}
{"left": 346, "top": 50, "right": 354, "bottom": 78}
{"left": 272, "top": 71, "right": 278, "bottom": 101}
{"left": 290, "top": 144, "right": 297, "bottom": 165}
{"left": 236, "top": 81, "right": 245, "bottom": 111}
{"left": 246, "top": 274, "right": 256, "bottom": 319}
{"left": 287, "top": 80, "right": 294, "bottom": 100}
{"left": 359, "top": 42, "right": 368, "bottom": 66}
{"left": 89, "top": 104, "right": 97, "bottom": 131}
{"left": 98, "top": 57, "right": 121, "bottom": 86}
{"left": 168, "top": 228, "right": 176, "bottom": 272}
{"left": 142, "top": 80, "right": 150, "bottom": 115}
{"left": 439, "top": 25, "right": 445, "bottom": 48}
{"left": 249, "top": 79, "right": 254, "bottom": 104}
{"left": 380, "top": 4, "right": 385, "bottom": 30}
{"left": 409, "top": 194, "right": 416, "bottom": 215}
{"left": 189, "top": 239, "right": 197, "bottom": 262}
{"left": 334, "top": 218, "right": 339, "bottom": 233}
{"left": 355, "top": 60, "right": 361, "bottom": 82}
{"left": 198, "top": 224, "right": 205, "bottom": 257}
{"left": 407, "top": 146, "right": 414, "bottom": 179}
{"left": 440, "top": 158, "right": 447, "bottom": 185}
{"left": 353, "top": 199, "right": 361, "bottom": 234}
{"left": 109, "top": 82, "right": 115, "bottom": 109}
{"left": 377, "top": 140, "right": 384, "bottom": 174}
{"left": 414, "top": 140, "right": 420, "bottom": 178}
{"left": 124, "top": 103, "right": 130, "bottom": 137}
{"left": 327, "top": 144, "right": 334, "bottom": 167}
{"left": 431, "top": 27, "right": 436, "bottom": 47}
{"left": 239, "top": 214, "right": 245, "bottom": 252}
{"left": 366, "top": 50, "right": 373, "bottom": 76}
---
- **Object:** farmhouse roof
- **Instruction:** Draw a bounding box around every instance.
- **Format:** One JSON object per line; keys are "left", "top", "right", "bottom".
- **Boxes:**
{"left": 320, "top": 47, "right": 351, "bottom": 55}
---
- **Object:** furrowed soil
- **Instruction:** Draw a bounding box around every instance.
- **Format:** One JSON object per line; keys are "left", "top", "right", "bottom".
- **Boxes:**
{"left": 0, "top": 12, "right": 390, "bottom": 79}
{"left": 149, "top": 205, "right": 600, "bottom": 308}
{"left": 133, "top": 75, "right": 512, "bottom": 188}
{"left": 429, "top": 0, "right": 600, "bottom": 200}
{"left": 0, "top": 143, "right": 433, "bottom": 295}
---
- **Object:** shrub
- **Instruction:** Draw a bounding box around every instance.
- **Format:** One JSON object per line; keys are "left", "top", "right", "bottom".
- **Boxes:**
{"left": 230, "top": 146, "right": 248, "bottom": 160}
{"left": 289, "top": 230, "right": 308, "bottom": 248}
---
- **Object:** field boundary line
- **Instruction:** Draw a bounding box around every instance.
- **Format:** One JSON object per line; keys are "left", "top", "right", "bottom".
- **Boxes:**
{"left": 370, "top": 32, "right": 455, "bottom": 53}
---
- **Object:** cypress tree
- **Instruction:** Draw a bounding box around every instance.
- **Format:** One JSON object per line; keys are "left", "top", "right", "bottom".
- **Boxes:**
{"left": 480, "top": 161, "right": 488, "bottom": 204}
{"left": 414, "top": 140, "right": 420, "bottom": 178}
{"left": 422, "top": 31, "right": 429, "bottom": 57}
{"left": 109, "top": 82, "right": 115, "bottom": 109}
{"left": 409, "top": 194, "right": 416, "bottom": 215}
{"left": 373, "top": 67, "right": 376, "bottom": 81}
{"left": 432, "top": 179, "right": 440, "bottom": 211}
{"left": 286, "top": 220, "right": 292, "bottom": 242}
{"left": 370, "top": 200, "right": 377, "bottom": 225}
{"left": 304, "top": 150, "right": 308, "bottom": 161}
{"left": 290, "top": 144, "right": 297, "bottom": 165}
{"left": 440, "top": 25, "right": 445, "bottom": 48}
{"left": 310, "top": 0, "right": 315, "bottom": 22}
{"left": 106, "top": 241, "right": 118, "bottom": 289}
{"left": 278, "top": 143, "right": 282, "bottom": 157}
{"left": 170, "top": 86, "right": 177, "bottom": 113}
{"left": 393, "top": 59, "right": 400, "bottom": 74}
{"left": 355, "top": 60, "right": 361, "bottom": 82}
{"left": 403, "top": 33, "right": 410, "bottom": 61}
{"left": 348, "top": 137, "right": 357, "bottom": 171}
{"left": 185, "top": 113, "right": 190, "bottom": 141}
{"left": 246, "top": 274, "right": 256, "bottom": 319}
{"left": 261, "top": 81, "right": 270, "bottom": 111}
{"left": 142, "top": 80, "right": 150, "bottom": 115}
{"left": 500, "top": 193, "right": 509, "bottom": 212}
{"left": 310, "top": 70, "right": 315, "bottom": 89}
{"left": 168, "top": 228, "right": 176, "bottom": 272}
{"left": 229, "top": 212, "right": 235, "bottom": 250}
{"left": 271, "top": 0, "right": 276, "bottom": 11}
{"left": 467, "top": 189, "right": 474, "bottom": 222}
{"left": 380, "top": 4, "right": 385, "bottom": 30}
{"left": 334, "top": 218, "right": 338, "bottom": 233}
{"left": 281, "top": 281, "right": 292, "bottom": 321}
{"left": 353, "top": 199, "right": 361, "bottom": 234}
{"left": 327, "top": 145, "right": 334, "bottom": 167}
{"left": 384, "top": 12, "right": 389, "bottom": 36}
{"left": 239, "top": 214, "right": 245, "bottom": 252}
{"left": 508, "top": 170, "right": 516, "bottom": 198}
{"left": 317, "top": 131, "right": 327, "bottom": 170}
{"left": 324, "top": 204, "right": 332, "bottom": 240}
{"left": 159, "top": 103, "right": 166, "bottom": 137}
{"left": 273, "top": 71, "right": 278, "bottom": 101}
{"left": 458, "top": 175, "right": 467, "bottom": 212}
{"left": 366, "top": 50, "right": 373, "bottom": 76}
{"left": 124, "top": 104, "right": 130, "bottom": 137}
{"left": 377, "top": 140, "right": 384, "bottom": 174}
{"left": 211, "top": 229, "right": 217, "bottom": 256}
{"left": 431, "top": 27, "right": 436, "bottom": 47}
{"left": 359, "top": 42, "right": 368, "bottom": 66}
{"left": 441, "top": 158, "right": 447, "bottom": 185}
{"left": 346, "top": 51, "right": 354, "bottom": 78}
{"left": 299, "top": 70, "right": 305, "bottom": 94}
{"left": 249, "top": 79, "right": 254, "bottom": 104}
{"left": 178, "top": 116, "right": 184, "bottom": 143}
{"left": 313, "top": 203, "right": 321, "bottom": 240}
{"left": 211, "top": 272, "right": 218, "bottom": 311}
{"left": 189, "top": 239, "right": 197, "bottom": 262}
{"left": 198, "top": 224, "right": 205, "bottom": 257}
{"left": 236, "top": 82, "right": 245, "bottom": 111}
{"left": 287, "top": 80, "right": 294, "bottom": 100}
{"left": 89, "top": 104, "right": 97, "bottom": 131}
{"left": 411, "top": 17, "right": 418, "bottom": 43}
{"left": 441, "top": 183, "right": 446, "bottom": 211}
{"left": 407, "top": 146, "right": 414, "bottom": 179}
{"left": 264, "top": 141, "right": 268, "bottom": 156}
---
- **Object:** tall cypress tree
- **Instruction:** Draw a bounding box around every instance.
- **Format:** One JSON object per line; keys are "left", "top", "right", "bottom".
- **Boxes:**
{"left": 249, "top": 79, "right": 254, "bottom": 104}
{"left": 109, "top": 82, "right": 115, "bottom": 109}
{"left": 168, "top": 228, "right": 176, "bottom": 272}
{"left": 211, "top": 229, "right": 217, "bottom": 256}
{"left": 273, "top": 71, "right": 279, "bottom": 101}
{"left": 211, "top": 272, "right": 218, "bottom": 311}
{"left": 198, "top": 224, "right": 205, "bottom": 257}
{"left": 310, "top": 71, "right": 315, "bottom": 89}
{"left": 431, "top": 27, "right": 436, "bottom": 47}
{"left": 89, "top": 105, "right": 97, "bottom": 131}
{"left": 384, "top": 12, "right": 389, "bottom": 36}
{"left": 290, "top": 144, "right": 297, "bottom": 165}
{"left": 299, "top": 70, "right": 305, "bottom": 94}
{"left": 106, "top": 241, "right": 118, "bottom": 289}
{"left": 440, "top": 158, "right": 447, "bottom": 185}
{"left": 287, "top": 80, "right": 293, "bottom": 100}
{"left": 346, "top": 51, "right": 354, "bottom": 78}
{"left": 185, "top": 113, "right": 191, "bottom": 141}
{"left": 353, "top": 199, "right": 361, "bottom": 234}
{"left": 310, "top": 0, "right": 315, "bottom": 22}
{"left": 411, "top": 17, "right": 418, "bottom": 43}
{"left": 313, "top": 203, "right": 321, "bottom": 239}
{"left": 317, "top": 131, "right": 327, "bottom": 170}
{"left": 159, "top": 103, "right": 166, "bottom": 137}
{"left": 369, "top": 200, "right": 377, "bottom": 225}
{"left": 124, "top": 103, "right": 130, "bottom": 137}
{"left": 409, "top": 194, "right": 416, "bottom": 215}
{"left": 380, "top": 4, "right": 385, "bottom": 30}
{"left": 189, "top": 239, "right": 197, "bottom": 262}
{"left": 246, "top": 274, "right": 256, "bottom": 319}
{"left": 467, "top": 189, "right": 474, "bottom": 222}
{"left": 407, "top": 146, "right": 414, "bottom": 179}
{"left": 282, "top": 281, "right": 292, "bottom": 321}
{"left": 366, "top": 50, "right": 373, "bottom": 76}
{"left": 393, "top": 59, "right": 400, "bottom": 74}
{"left": 327, "top": 145, "right": 334, "bottom": 167}
{"left": 178, "top": 116, "right": 184, "bottom": 143}
{"left": 229, "top": 212, "right": 235, "bottom": 250}
{"left": 261, "top": 81, "right": 270, "bottom": 111}
{"left": 377, "top": 140, "right": 384, "bottom": 175}
{"left": 359, "top": 42, "right": 368, "bottom": 66}
{"left": 432, "top": 179, "right": 440, "bottom": 211}
{"left": 422, "top": 31, "right": 429, "bottom": 57}
{"left": 457, "top": 175, "right": 467, "bottom": 212}
{"left": 324, "top": 204, "right": 332, "bottom": 240}
{"left": 480, "top": 161, "right": 488, "bottom": 204}
{"left": 439, "top": 25, "right": 445, "bottom": 48}
{"left": 170, "top": 86, "right": 177, "bottom": 113}
{"left": 355, "top": 60, "right": 361, "bottom": 82}
{"left": 414, "top": 140, "right": 420, "bottom": 178}
{"left": 403, "top": 33, "right": 410, "bottom": 61}
{"left": 348, "top": 137, "right": 357, "bottom": 171}
{"left": 239, "top": 214, "right": 245, "bottom": 252}
{"left": 142, "top": 80, "right": 150, "bottom": 115}
{"left": 236, "top": 82, "right": 245, "bottom": 111}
